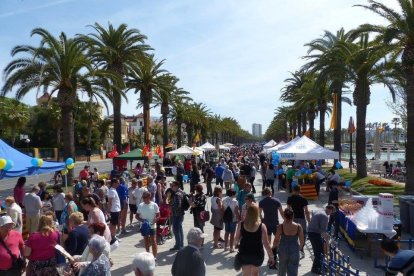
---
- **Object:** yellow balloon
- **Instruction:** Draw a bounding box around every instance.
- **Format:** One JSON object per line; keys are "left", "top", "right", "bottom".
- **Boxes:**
{"left": 38, "top": 159, "right": 44, "bottom": 167}
{"left": 61, "top": 169, "right": 68, "bottom": 175}
{"left": 67, "top": 163, "right": 75, "bottom": 170}
{"left": 0, "top": 159, "right": 6, "bottom": 170}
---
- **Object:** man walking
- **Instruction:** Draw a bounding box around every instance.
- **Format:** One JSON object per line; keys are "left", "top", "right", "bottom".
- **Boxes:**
{"left": 169, "top": 181, "right": 186, "bottom": 251}
{"left": 22, "top": 186, "right": 42, "bottom": 234}
{"left": 308, "top": 205, "right": 335, "bottom": 275}
{"left": 172, "top": 227, "right": 207, "bottom": 276}
{"left": 108, "top": 179, "right": 121, "bottom": 243}
{"left": 215, "top": 163, "right": 224, "bottom": 187}
{"left": 287, "top": 185, "right": 311, "bottom": 242}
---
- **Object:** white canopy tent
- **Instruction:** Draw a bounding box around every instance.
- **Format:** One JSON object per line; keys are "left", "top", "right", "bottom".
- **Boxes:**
{"left": 277, "top": 136, "right": 339, "bottom": 160}
{"left": 265, "top": 141, "right": 287, "bottom": 153}
{"left": 166, "top": 145, "right": 196, "bottom": 156}
{"left": 266, "top": 136, "right": 301, "bottom": 153}
{"left": 263, "top": 139, "right": 277, "bottom": 149}
{"left": 200, "top": 142, "right": 216, "bottom": 151}
{"left": 219, "top": 145, "right": 230, "bottom": 151}
{"left": 223, "top": 143, "right": 234, "bottom": 147}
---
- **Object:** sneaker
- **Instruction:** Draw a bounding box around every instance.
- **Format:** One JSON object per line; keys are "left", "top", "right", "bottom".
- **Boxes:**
{"left": 169, "top": 246, "right": 180, "bottom": 251}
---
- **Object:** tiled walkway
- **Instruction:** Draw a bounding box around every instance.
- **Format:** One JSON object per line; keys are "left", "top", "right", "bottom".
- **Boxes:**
{"left": 110, "top": 175, "right": 384, "bottom": 275}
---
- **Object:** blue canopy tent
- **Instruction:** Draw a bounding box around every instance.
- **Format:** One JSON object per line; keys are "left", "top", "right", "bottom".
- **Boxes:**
{"left": 0, "top": 139, "right": 65, "bottom": 179}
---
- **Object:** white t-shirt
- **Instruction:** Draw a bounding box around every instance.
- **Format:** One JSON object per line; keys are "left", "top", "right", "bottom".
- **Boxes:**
{"left": 128, "top": 187, "right": 138, "bottom": 205}
{"left": 52, "top": 192, "right": 66, "bottom": 211}
{"left": 223, "top": 196, "right": 238, "bottom": 222}
{"left": 133, "top": 187, "right": 148, "bottom": 206}
{"left": 108, "top": 187, "right": 121, "bottom": 212}
{"left": 137, "top": 201, "right": 159, "bottom": 229}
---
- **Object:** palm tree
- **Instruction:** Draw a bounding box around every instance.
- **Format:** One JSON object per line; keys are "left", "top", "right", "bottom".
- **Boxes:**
{"left": 0, "top": 97, "right": 30, "bottom": 146}
{"left": 2, "top": 28, "right": 107, "bottom": 182}
{"left": 391, "top": 117, "right": 401, "bottom": 142}
{"left": 81, "top": 23, "right": 150, "bottom": 153}
{"left": 127, "top": 54, "right": 167, "bottom": 145}
{"left": 334, "top": 33, "right": 396, "bottom": 178}
{"left": 170, "top": 101, "right": 191, "bottom": 147}
{"left": 304, "top": 28, "right": 354, "bottom": 158}
{"left": 153, "top": 74, "right": 191, "bottom": 156}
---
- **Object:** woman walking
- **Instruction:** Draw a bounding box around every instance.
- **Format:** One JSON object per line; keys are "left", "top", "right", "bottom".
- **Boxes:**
{"left": 25, "top": 215, "right": 60, "bottom": 275}
{"left": 235, "top": 204, "right": 274, "bottom": 276}
{"left": 222, "top": 188, "right": 239, "bottom": 252}
{"left": 210, "top": 186, "right": 224, "bottom": 249}
{"left": 190, "top": 184, "right": 207, "bottom": 232}
{"left": 273, "top": 208, "right": 304, "bottom": 276}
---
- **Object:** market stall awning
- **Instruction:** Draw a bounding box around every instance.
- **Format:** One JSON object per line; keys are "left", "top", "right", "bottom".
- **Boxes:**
{"left": 166, "top": 145, "right": 196, "bottom": 156}
{"left": 263, "top": 139, "right": 277, "bottom": 149}
{"left": 219, "top": 145, "right": 230, "bottom": 151}
{"left": 199, "top": 142, "right": 216, "bottom": 151}
{"left": 276, "top": 136, "right": 339, "bottom": 160}
{"left": 0, "top": 139, "right": 65, "bottom": 179}
{"left": 114, "top": 148, "right": 160, "bottom": 161}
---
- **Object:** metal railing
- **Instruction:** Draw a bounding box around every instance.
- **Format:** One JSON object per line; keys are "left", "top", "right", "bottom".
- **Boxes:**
{"left": 322, "top": 241, "right": 360, "bottom": 276}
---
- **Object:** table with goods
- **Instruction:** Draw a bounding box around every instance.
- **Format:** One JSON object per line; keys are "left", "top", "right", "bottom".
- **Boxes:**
{"left": 338, "top": 194, "right": 399, "bottom": 259}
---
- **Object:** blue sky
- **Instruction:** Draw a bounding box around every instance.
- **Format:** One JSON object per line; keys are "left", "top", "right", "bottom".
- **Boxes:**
{"left": 0, "top": 0, "right": 399, "bottom": 134}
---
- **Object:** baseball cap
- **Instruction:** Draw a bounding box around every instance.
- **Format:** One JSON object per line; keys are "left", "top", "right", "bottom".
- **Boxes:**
{"left": 187, "top": 227, "right": 208, "bottom": 243}
{"left": 0, "top": 215, "right": 15, "bottom": 227}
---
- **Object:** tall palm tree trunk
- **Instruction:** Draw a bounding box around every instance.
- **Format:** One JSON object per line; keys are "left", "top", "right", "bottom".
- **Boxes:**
{"left": 176, "top": 120, "right": 182, "bottom": 147}
{"left": 113, "top": 93, "right": 122, "bottom": 153}
{"left": 403, "top": 47, "right": 414, "bottom": 194}
{"left": 297, "top": 114, "right": 302, "bottom": 136}
{"left": 61, "top": 106, "right": 75, "bottom": 184}
{"left": 161, "top": 104, "right": 169, "bottom": 157}
{"left": 308, "top": 111, "right": 315, "bottom": 139}
{"left": 333, "top": 90, "right": 342, "bottom": 160}
{"left": 319, "top": 106, "right": 326, "bottom": 147}
{"left": 301, "top": 112, "right": 307, "bottom": 135}
{"left": 143, "top": 102, "right": 151, "bottom": 145}
{"left": 86, "top": 100, "right": 93, "bottom": 150}
{"left": 354, "top": 84, "right": 368, "bottom": 178}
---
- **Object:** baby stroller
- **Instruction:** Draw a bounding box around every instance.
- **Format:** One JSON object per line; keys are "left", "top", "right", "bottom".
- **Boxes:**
{"left": 156, "top": 203, "right": 172, "bottom": 245}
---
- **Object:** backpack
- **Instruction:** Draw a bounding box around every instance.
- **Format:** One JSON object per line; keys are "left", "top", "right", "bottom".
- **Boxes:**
{"left": 181, "top": 194, "right": 190, "bottom": 211}
{"left": 223, "top": 206, "right": 233, "bottom": 223}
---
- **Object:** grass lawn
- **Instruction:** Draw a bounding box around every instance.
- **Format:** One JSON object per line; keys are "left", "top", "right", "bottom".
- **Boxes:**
{"left": 338, "top": 169, "right": 405, "bottom": 200}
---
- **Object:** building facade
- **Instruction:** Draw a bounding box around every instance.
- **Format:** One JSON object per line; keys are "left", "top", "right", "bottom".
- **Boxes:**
{"left": 252, "top": 123, "right": 262, "bottom": 137}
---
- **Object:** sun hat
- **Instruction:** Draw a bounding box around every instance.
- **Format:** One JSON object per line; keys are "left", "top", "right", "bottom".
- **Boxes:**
{"left": 187, "top": 227, "right": 208, "bottom": 243}
{"left": 0, "top": 215, "right": 15, "bottom": 227}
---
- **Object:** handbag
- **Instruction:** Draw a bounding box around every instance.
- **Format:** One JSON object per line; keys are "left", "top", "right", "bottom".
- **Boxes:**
{"left": 199, "top": 197, "right": 210, "bottom": 222}
{"left": 0, "top": 236, "right": 25, "bottom": 272}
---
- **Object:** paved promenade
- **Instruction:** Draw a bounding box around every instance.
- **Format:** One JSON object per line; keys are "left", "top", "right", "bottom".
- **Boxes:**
{"left": 110, "top": 174, "right": 385, "bottom": 276}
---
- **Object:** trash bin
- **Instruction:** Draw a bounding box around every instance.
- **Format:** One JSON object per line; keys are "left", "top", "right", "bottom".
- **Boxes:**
{"left": 399, "top": 196, "right": 414, "bottom": 233}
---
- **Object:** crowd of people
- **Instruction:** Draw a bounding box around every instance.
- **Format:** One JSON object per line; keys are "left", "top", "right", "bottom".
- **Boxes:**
{"left": 0, "top": 144, "right": 410, "bottom": 276}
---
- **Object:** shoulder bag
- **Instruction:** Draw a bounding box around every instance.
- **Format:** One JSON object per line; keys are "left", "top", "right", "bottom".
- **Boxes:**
{"left": 199, "top": 196, "right": 210, "bottom": 222}
{"left": 0, "top": 236, "right": 25, "bottom": 272}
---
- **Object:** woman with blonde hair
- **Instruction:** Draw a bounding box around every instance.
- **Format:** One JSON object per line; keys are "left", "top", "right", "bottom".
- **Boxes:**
{"left": 234, "top": 204, "right": 274, "bottom": 276}
{"left": 24, "top": 215, "right": 60, "bottom": 275}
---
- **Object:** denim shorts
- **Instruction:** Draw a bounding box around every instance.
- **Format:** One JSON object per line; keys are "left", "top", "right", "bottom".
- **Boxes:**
{"left": 224, "top": 221, "right": 237, "bottom": 233}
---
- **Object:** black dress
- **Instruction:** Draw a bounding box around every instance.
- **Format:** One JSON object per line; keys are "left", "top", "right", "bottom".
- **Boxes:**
{"left": 238, "top": 222, "right": 264, "bottom": 266}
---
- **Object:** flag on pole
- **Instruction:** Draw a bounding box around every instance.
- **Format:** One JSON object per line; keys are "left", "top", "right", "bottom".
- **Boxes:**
{"left": 348, "top": 116, "right": 356, "bottom": 134}
{"left": 330, "top": 94, "right": 337, "bottom": 130}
